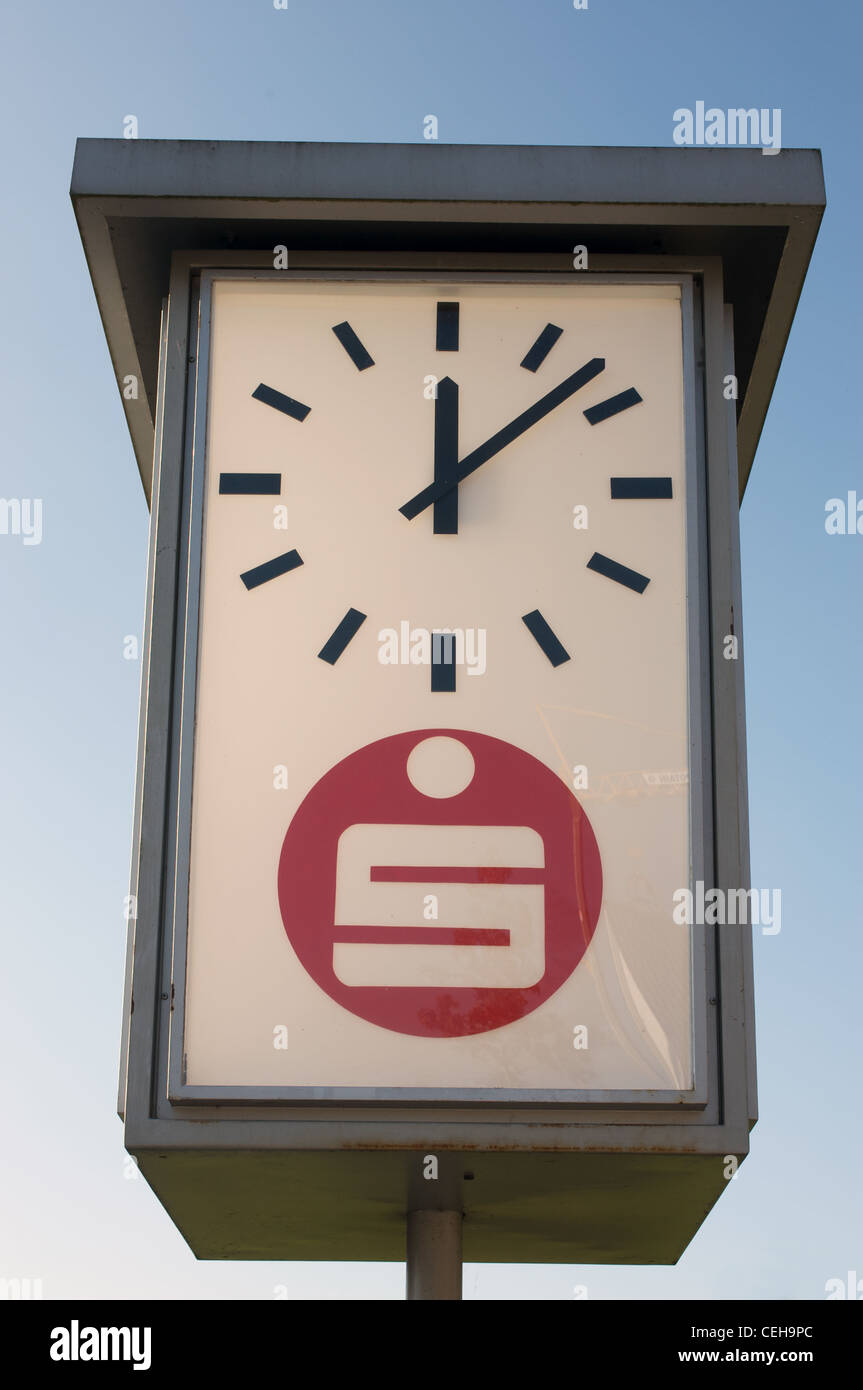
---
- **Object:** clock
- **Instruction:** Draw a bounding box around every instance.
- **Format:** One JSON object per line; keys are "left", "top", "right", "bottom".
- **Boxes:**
{"left": 175, "top": 271, "right": 703, "bottom": 1101}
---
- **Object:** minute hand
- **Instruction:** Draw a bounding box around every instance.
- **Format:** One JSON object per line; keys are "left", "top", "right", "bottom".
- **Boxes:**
{"left": 400, "top": 357, "right": 605, "bottom": 520}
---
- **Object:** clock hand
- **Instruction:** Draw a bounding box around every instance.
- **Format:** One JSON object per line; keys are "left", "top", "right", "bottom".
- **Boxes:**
{"left": 400, "top": 357, "right": 604, "bottom": 520}
{"left": 433, "top": 376, "right": 459, "bottom": 534}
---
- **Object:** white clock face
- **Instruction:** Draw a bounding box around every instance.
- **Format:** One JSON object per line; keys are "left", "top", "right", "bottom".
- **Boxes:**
{"left": 179, "top": 273, "right": 698, "bottom": 1097}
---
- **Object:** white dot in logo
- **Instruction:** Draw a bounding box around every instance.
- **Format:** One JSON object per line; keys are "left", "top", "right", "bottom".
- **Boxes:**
{"left": 407, "top": 736, "right": 475, "bottom": 799}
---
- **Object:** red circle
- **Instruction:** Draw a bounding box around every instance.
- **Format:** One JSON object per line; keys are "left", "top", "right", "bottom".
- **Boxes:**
{"left": 278, "top": 729, "right": 602, "bottom": 1037}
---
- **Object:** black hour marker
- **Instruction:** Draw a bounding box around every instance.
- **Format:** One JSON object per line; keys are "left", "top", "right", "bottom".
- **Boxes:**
{"left": 240, "top": 549, "right": 304, "bottom": 590}
{"left": 584, "top": 387, "right": 642, "bottom": 425}
{"left": 318, "top": 608, "right": 367, "bottom": 664}
{"left": 436, "top": 302, "right": 459, "bottom": 351}
{"left": 520, "top": 323, "right": 563, "bottom": 372}
{"left": 252, "top": 383, "right": 311, "bottom": 421}
{"left": 431, "top": 632, "right": 457, "bottom": 691}
{"left": 331, "top": 321, "right": 375, "bottom": 371}
{"left": 521, "top": 610, "right": 570, "bottom": 667}
{"left": 219, "top": 473, "right": 281, "bottom": 495}
{"left": 610, "top": 477, "right": 673, "bottom": 499}
{"left": 587, "top": 552, "right": 650, "bottom": 594}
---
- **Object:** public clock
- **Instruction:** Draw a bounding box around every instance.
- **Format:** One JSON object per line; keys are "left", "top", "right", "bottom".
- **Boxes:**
{"left": 177, "top": 271, "right": 702, "bottom": 1101}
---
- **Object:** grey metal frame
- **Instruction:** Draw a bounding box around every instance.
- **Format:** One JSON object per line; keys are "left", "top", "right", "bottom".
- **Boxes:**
{"left": 163, "top": 266, "right": 709, "bottom": 1110}
{"left": 121, "top": 248, "right": 755, "bottom": 1155}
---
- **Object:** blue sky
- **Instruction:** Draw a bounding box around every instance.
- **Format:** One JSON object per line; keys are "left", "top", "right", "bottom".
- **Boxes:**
{"left": 0, "top": 0, "right": 860, "bottom": 1300}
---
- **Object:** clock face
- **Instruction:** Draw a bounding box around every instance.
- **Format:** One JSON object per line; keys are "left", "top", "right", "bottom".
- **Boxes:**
{"left": 179, "top": 273, "right": 699, "bottom": 1097}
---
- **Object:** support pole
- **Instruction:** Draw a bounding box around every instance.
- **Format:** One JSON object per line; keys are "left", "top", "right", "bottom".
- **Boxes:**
{"left": 406, "top": 1209, "right": 463, "bottom": 1300}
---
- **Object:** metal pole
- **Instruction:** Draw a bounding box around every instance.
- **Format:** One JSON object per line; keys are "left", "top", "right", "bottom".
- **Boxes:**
{"left": 406, "top": 1210, "right": 463, "bottom": 1300}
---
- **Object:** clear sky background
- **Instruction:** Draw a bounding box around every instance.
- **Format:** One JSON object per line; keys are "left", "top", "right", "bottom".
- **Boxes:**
{"left": 0, "top": 0, "right": 860, "bottom": 1301}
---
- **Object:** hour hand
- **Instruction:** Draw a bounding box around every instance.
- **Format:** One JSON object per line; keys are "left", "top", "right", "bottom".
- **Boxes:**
{"left": 401, "top": 357, "right": 605, "bottom": 521}
{"left": 433, "top": 377, "right": 459, "bottom": 534}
